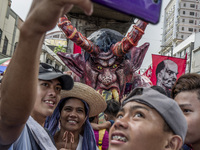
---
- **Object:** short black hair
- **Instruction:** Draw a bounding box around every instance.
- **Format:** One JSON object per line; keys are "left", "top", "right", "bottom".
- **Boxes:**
{"left": 163, "top": 121, "right": 174, "bottom": 133}
{"left": 156, "top": 61, "right": 165, "bottom": 77}
{"left": 104, "top": 99, "right": 120, "bottom": 117}
{"left": 171, "top": 73, "right": 200, "bottom": 99}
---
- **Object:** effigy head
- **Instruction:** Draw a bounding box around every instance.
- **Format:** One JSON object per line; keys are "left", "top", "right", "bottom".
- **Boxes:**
{"left": 83, "top": 29, "right": 129, "bottom": 101}
{"left": 57, "top": 16, "right": 149, "bottom": 102}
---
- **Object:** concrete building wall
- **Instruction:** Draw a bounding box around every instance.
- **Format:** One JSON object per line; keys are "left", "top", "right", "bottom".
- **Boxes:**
{"left": 0, "top": 0, "right": 67, "bottom": 72}
{"left": 0, "top": 0, "right": 21, "bottom": 58}
{"left": 0, "top": 0, "right": 9, "bottom": 57}
{"left": 160, "top": 0, "right": 200, "bottom": 56}
{"left": 0, "top": 0, "right": 8, "bottom": 29}
{"left": 171, "top": 32, "right": 200, "bottom": 73}
{"left": 40, "top": 44, "right": 67, "bottom": 71}
{"left": 3, "top": 11, "right": 15, "bottom": 56}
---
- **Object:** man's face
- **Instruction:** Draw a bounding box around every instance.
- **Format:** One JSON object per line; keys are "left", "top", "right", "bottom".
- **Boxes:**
{"left": 175, "top": 91, "right": 200, "bottom": 145}
{"left": 32, "top": 79, "right": 62, "bottom": 119}
{"left": 158, "top": 61, "right": 178, "bottom": 89}
{"left": 109, "top": 101, "right": 171, "bottom": 150}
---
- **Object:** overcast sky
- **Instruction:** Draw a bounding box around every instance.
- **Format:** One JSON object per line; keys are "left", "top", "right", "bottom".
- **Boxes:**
{"left": 11, "top": 0, "right": 170, "bottom": 71}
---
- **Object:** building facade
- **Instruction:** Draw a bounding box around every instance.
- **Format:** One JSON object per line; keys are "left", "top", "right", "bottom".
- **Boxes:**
{"left": 160, "top": 0, "right": 200, "bottom": 56}
{"left": 0, "top": 0, "right": 22, "bottom": 58}
{"left": 45, "top": 31, "right": 68, "bottom": 52}
{"left": 0, "top": 0, "right": 67, "bottom": 71}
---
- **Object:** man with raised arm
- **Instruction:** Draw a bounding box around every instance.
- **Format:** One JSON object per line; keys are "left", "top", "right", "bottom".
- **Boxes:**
{"left": 0, "top": 0, "right": 93, "bottom": 149}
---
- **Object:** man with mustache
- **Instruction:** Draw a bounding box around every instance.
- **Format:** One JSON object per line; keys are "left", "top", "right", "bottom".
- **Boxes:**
{"left": 156, "top": 60, "right": 178, "bottom": 97}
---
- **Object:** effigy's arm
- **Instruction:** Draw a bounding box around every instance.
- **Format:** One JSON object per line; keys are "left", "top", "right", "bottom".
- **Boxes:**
{"left": 58, "top": 16, "right": 100, "bottom": 56}
{"left": 112, "top": 20, "right": 148, "bottom": 56}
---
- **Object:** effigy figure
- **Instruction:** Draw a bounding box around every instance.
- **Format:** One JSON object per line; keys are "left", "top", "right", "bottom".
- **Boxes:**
{"left": 57, "top": 16, "right": 150, "bottom": 102}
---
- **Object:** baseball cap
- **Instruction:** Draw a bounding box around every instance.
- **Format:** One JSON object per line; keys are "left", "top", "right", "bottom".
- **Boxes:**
{"left": 38, "top": 63, "right": 73, "bottom": 90}
{"left": 122, "top": 87, "right": 187, "bottom": 142}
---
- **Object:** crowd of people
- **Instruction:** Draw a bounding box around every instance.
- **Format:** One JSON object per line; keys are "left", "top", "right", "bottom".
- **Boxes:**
{"left": 0, "top": 0, "right": 199, "bottom": 150}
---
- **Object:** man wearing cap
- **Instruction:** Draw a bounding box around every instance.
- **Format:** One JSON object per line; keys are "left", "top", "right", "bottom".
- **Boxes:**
{"left": 0, "top": 0, "right": 93, "bottom": 149}
{"left": 0, "top": 63, "right": 73, "bottom": 150}
{"left": 109, "top": 87, "right": 187, "bottom": 150}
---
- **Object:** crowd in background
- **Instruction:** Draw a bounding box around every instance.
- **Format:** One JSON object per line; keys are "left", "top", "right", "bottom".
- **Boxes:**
{"left": 0, "top": 0, "right": 199, "bottom": 150}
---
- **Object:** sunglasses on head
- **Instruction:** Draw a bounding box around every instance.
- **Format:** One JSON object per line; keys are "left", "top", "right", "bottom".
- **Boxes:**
{"left": 39, "top": 63, "right": 62, "bottom": 73}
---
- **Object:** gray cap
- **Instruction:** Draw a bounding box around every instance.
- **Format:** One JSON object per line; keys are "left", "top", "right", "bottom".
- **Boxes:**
{"left": 38, "top": 63, "right": 74, "bottom": 90}
{"left": 122, "top": 87, "right": 187, "bottom": 141}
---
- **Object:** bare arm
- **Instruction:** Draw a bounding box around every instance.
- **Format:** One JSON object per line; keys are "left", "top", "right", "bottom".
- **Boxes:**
{"left": 91, "top": 121, "right": 111, "bottom": 130}
{"left": 0, "top": 0, "right": 93, "bottom": 148}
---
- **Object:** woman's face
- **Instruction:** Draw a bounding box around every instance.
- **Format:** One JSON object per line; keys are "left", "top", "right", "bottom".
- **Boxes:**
{"left": 60, "top": 98, "right": 87, "bottom": 133}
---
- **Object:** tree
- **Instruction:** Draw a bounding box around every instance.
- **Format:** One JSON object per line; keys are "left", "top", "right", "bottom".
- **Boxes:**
{"left": 54, "top": 45, "right": 66, "bottom": 53}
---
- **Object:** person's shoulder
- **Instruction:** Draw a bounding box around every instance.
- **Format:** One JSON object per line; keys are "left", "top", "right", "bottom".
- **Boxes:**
{"left": 181, "top": 144, "right": 193, "bottom": 150}
{"left": 7, "top": 125, "right": 32, "bottom": 150}
{"left": 108, "top": 120, "right": 114, "bottom": 126}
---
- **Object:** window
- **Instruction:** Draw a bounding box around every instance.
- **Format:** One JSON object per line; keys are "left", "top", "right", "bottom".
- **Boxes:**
{"left": 182, "top": 27, "right": 184, "bottom": 31}
{"left": 60, "top": 34, "right": 66, "bottom": 39}
{"left": 181, "top": 35, "right": 184, "bottom": 39}
{"left": 181, "top": 50, "right": 185, "bottom": 57}
{"left": 188, "top": 28, "right": 193, "bottom": 32}
{"left": 189, "top": 20, "right": 194, "bottom": 24}
{"left": 183, "top": 3, "right": 186, "bottom": 7}
{"left": 55, "top": 64, "right": 59, "bottom": 70}
{"left": 53, "top": 35, "right": 59, "bottom": 38}
{"left": 0, "top": 29, "right": 2, "bottom": 45}
{"left": 182, "top": 19, "right": 185, "bottom": 22}
{"left": 190, "top": 12, "right": 195, "bottom": 16}
{"left": 46, "top": 59, "right": 52, "bottom": 64}
{"left": 2, "top": 36, "right": 8, "bottom": 55}
{"left": 183, "top": 11, "right": 185, "bottom": 15}
{"left": 190, "top": 4, "right": 195, "bottom": 8}
{"left": 191, "top": 4, "right": 196, "bottom": 8}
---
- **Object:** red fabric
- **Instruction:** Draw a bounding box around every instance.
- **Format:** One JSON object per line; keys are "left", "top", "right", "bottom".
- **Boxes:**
{"left": 142, "top": 66, "right": 152, "bottom": 80}
{"left": 151, "top": 54, "right": 187, "bottom": 85}
{"left": 73, "top": 43, "right": 82, "bottom": 54}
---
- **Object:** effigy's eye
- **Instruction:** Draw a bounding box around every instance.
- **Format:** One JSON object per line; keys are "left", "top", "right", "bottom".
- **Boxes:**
{"left": 97, "top": 66, "right": 103, "bottom": 70}
{"left": 112, "top": 64, "right": 118, "bottom": 69}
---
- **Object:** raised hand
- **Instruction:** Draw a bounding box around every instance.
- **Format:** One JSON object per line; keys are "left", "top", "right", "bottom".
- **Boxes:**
{"left": 24, "top": 0, "right": 93, "bottom": 34}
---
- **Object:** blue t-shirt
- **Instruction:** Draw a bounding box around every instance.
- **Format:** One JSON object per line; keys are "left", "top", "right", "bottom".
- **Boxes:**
{"left": 8, "top": 125, "right": 32, "bottom": 150}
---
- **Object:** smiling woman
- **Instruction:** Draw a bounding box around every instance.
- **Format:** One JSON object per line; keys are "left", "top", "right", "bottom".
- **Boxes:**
{"left": 45, "top": 82, "right": 107, "bottom": 150}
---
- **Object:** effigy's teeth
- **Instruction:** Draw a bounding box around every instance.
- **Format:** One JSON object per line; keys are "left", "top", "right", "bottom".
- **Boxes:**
{"left": 112, "top": 89, "right": 119, "bottom": 102}
{"left": 102, "top": 90, "right": 112, "bottom": 101}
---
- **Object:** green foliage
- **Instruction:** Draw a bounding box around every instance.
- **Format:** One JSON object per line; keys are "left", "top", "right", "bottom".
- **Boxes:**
{"left": 54, "top": 45, "right": 66, "bottom": 53}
